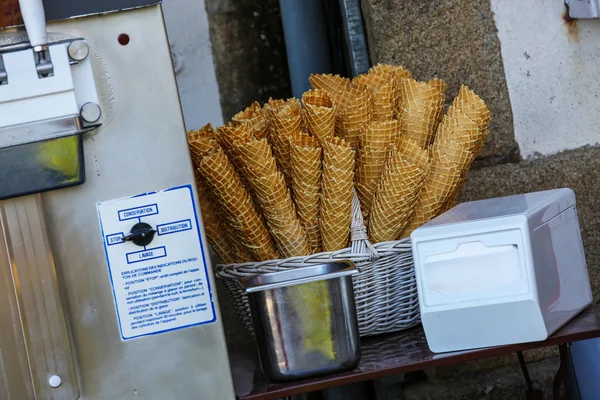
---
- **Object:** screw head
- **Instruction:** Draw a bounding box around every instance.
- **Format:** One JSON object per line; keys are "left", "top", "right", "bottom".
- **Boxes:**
{"left": 68, "top": 40, "right": 89, "bottom": 61}
{"left": 48, "top": 375, "right": 62, "bottom": 388}
{"left": 80, "top": 102, "right": 102, "bottom": 123}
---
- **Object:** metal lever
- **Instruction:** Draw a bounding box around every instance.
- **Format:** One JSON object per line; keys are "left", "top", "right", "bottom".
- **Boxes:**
{"left": 18, "top": 0, "right": 48, "bottom": 51}
{"left": 18, "top": 0, "right": 53, "bottom": 77}
{"left": 122, "top": 222, "right": 157, "bottom": 247}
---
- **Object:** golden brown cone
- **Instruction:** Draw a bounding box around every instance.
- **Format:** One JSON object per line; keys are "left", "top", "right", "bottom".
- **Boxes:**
{"left": 232, "top": 101, "right": 270, "bottom": 140}
{"left": 187, "top": 123, "right": 215, "bottom": 142}
{"left": 215, "top": 121, "right": 253, "bottom": 156}
{"left": 369, "top": 64, "right": 412, "bottom": 81}
{"left": 321, "top": 137, "right": 355, "bottom": 251}
{"left": 457, "top": 85, "right": 491, "bottom": 131}
{"left": 188, "top": 129, "right": 243, "bottom": 264}
{"left": 197, "top": 146, "right": 279, "bottom": 261}
{"left": 401, "top": 185, "right": 443, "bottom": 238}
{"left": 397, "top": 78, "right": 445, "bottom": 149}
{"left": 353, "top": 73, "right": 396, "bottom": 121}
{"left": 368, "top": 64, "right": 412, "bottom": 117}
{"left": 395, "top": 136, "right": 431, "bottom": 170}
{"left": 309, "top": 74, "right": 351, "bottom": 97}
{"left": 428, "top": 78, "right": 447, "bottom": 95}
{"left": 355, "top": 120, "right": 398, "bottom": 218}
{"left": 194, "top": 173, "right": 245, "bottom": 264}
{"left": 266, "top": 98, "right": 302, "bottom": 187}
{"left": 368, "top": 139, "right": 429, "bottom": 243}
{"left": 435, "top": 107, "right": 480, "bottom": 153}
{"left": 302, "top": 89, "right": 336, "bottom": 144}
{"left": 335, "top": 86, "right": 372, "bottom": 148}
{"left": 290, "top": 132, "right": 323, "bottom": 253}
{"left": 235, "top": 138, "right": 311, "bottom": 258}
{"left": 431, "top": 139, "right": 475, "bottom": 171}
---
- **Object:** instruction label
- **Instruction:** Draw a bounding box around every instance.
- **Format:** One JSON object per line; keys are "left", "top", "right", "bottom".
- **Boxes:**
{"left": 97, "top": 185, "right": 216, "bottom": 340}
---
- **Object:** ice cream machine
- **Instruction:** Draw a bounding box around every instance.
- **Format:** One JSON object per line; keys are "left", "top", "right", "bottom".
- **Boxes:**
{"left": 0, "top": 1, "right": 235, "bottom": 399}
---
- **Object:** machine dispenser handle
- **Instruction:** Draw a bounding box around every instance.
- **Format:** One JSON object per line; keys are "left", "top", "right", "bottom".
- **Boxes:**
{"left": 18, "top": 0, "right": 48, "bottom": 49}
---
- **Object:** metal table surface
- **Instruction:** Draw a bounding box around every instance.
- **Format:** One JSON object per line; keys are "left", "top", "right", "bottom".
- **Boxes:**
{"left": 231, "top": 305, "right": 600, "bottom": 400}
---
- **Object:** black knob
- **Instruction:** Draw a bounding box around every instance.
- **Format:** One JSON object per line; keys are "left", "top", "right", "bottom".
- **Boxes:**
{"left": 122, "top": 222, "right": 156, "bottom": 247}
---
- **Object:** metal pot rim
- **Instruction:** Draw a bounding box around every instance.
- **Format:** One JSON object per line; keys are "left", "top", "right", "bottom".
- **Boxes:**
{"left": 239, "top": 261, "right": 358, "bottom": 293}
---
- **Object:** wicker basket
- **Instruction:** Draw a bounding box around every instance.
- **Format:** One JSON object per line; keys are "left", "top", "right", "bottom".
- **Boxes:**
{"left": 216, "top": 192, "right": 420, "bottom": 338}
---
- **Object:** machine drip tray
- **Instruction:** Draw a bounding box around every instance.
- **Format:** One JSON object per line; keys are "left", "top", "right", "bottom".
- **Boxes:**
{"left": 0, "top": 134, "right": 85, "bottom": 200}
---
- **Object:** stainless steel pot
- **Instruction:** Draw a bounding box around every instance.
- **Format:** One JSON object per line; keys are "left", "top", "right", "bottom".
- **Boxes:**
{"left": 240, "top": 261, "right": 361, "bottom": 381}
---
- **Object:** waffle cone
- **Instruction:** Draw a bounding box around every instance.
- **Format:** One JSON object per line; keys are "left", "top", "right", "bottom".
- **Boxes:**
{"left": 396, "top": 136, "right": 431, "bottom": 170}
{"left": 232, "top": 101, "right": 270, "bottom": 140}
{"left": 431, "top": 139, "right": 475, "bottom": 171}
{"left": 302, "top": 89, "right": 336, "bottom": 144}
{"left": 187, "top": 123, "right": 215, "bottom": 142}
{"left": 428, "top": 78, "right": 447, "bottom": 95}
{"left": 356, "top": 120, "right": 398, "bottom": 216}
{"left": 457, "top": 85, "right": 491, "bottom": 131}
{"left": 267, "top": 98, "right": 302, "bottom": 186}
{"left": 236, "top": 138, "right": 311, "bottom": 257}
{"left": 309, "top": 74, "right": 351, "bottom": 97}
{"left": 215, "top": 121, "right": 253, "bottom": 153}
{"left": 290, "top": 132, "right": 323, "bottom": 252}
{"left": 435, "top": 107, "right": 480, "bottom": 153}
{"left": 336, "top": 87, "right": 373, "bottom": 148}
{"left": 188, "top": 136, "right": 218, "bottom": 166}
{"left": 321, "top": 137, "right": 355, "bottom": 251}
{"left": 398, "top": 78, "right": 445, "bottom": 148}
{"left": 400, "top": 186, "right": 443, "bottom": 238}
{"left": 368, "top": 141, "right": 429, "bottom": 243}
{"left": 369, "top": 64, "right": 412, "bottom": 81}
{"left": 194, "top": 174, "right": 237, "bottom": 264}
{"left": 353, "top": 74, "right": 396, "bottom": 122}
{"left": 197, "top": 147, "right": 279, "bottom": 261}
{"left": 401, "top": 102, "right": 441, "bottom": 148}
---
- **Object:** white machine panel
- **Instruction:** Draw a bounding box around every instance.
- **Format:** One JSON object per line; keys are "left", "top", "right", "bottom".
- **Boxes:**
{"left": 97, "top": 184, "right": 216, "bottom": 340}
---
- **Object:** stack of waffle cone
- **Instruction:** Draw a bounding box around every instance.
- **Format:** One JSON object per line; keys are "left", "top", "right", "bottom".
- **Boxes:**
{"left": 214, "top": 121, "right": 257, "bottom": 193}
{"left": 368, "top": 137, "right": 429, "bottom": 243}
{"left": 232, "top": 101, "right": 269, "bottom": 140}
{"left": 309, "top": 74, "right": 351, "bottom": 98}
{"left": 197, "top": 146, "right": 279, "bottom": 261}
{"left": 401, "top": 135, "right": 476, "bottom": 238}
{"left": 321, "top": 137, "right": 355, "bottom": 251}
{"left": 355, "top": 120, "right": 398, "bottom": 219}
{"left": 265, "top": 98, "right": 303, "bottom": 187}
{"left": 435, "top": 86, "right": 491, "bottom": 211}
{"left": 335, "top": 86, "right": 373, "bottom": 148}
{"left": 194, "top": 173, "right": 250, "bottom": 264}
{"left": 353, "top": 73, "right": 396, "bottom": 122}
{"left": 290, "top": 132, "right": 323, "bottom": 253}
{"left": 235, "top": 137, "right": 311, "bottom": 258}
{"left": 397, "top": 78, "right": 446, "bottom": 149}
{"left": 302, "top": 89, "right": 336, "bottom": 144}
{"left": 187, "top": 124, "right": 245, "bottom": 264}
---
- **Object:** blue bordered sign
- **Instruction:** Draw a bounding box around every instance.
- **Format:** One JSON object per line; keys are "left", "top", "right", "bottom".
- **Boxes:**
{"left": 97, "top": 185, "right": 216, "bottom": 340}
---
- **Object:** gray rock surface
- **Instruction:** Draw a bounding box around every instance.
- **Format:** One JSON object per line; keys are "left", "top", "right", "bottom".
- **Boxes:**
{"left": 206, "top": 0, "right": 291, "bottom": 120}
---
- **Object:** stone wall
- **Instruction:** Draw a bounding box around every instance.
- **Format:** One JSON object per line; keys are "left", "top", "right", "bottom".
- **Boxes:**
{"left": 205, "top": 0, "right": 292, "bottom": 120}
{"left": 361, "top": 0, "right": 600, "bottom": 398}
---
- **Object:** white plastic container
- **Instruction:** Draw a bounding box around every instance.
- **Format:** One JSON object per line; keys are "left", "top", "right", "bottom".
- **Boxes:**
{"left": 411, "top": 188, "right": 592, "bottom": 353}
